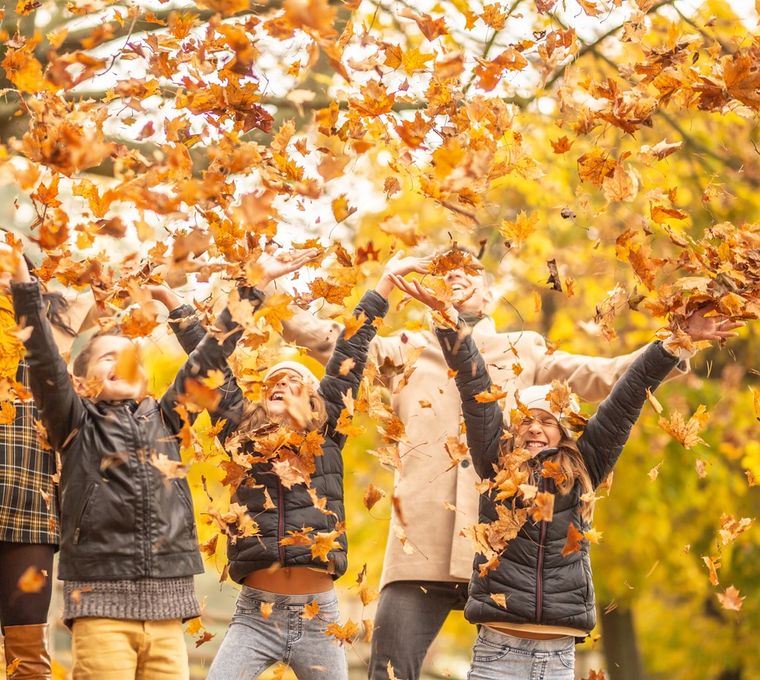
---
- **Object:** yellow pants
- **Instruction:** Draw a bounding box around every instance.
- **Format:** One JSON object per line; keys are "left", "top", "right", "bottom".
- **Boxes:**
{"left": 71, "top": 618, "right": 189, "bottom": 680}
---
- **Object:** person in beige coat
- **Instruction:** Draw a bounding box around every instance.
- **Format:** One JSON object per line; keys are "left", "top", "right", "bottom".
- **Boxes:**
{"left": 279, "top": 250, "right": 686, "bottom": 680}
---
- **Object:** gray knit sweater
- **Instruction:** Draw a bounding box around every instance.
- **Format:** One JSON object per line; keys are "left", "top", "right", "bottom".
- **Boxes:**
{"left": 63, "top": 577, "right": 199, "bottom": 627}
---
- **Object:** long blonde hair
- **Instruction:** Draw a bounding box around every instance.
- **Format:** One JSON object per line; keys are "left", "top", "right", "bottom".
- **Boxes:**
{"left": 544, "top": 437, "right": 595, "bottom": 522}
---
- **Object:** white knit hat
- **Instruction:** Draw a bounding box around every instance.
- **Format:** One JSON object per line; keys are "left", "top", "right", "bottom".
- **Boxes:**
{"left": 516, "top": 384, "right": 580, "bottom": 434}
{"left": 263, "top": 361, "right": 320, "bottom": 389}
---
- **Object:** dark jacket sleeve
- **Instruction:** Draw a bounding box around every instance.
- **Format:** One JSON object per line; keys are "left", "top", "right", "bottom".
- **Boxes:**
{"left": 578, "top": 341, "right": 679, "bottom": 488}
{"left": 320, "top": 290, "right": 389, "bottom": 448}
{"left": 435, "top": 324, "right": 504, "bottom": 479}
{"left": 10, "top": 280, "right": 86, "bottom": 452}
{"left": 160, "top": 287, "right": 265, "bottom": 443}
{"left": 167, "top": 304, "right": 205, "bottom": 355}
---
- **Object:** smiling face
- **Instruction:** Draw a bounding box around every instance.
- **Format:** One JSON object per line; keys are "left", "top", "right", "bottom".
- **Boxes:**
{"left": 264, "top": 369, "right": 310, "bottom": 424}
{"left": 516, "top": 408, "right": 563, "bottom": 456}
{"left": 77, "top": 335, "right": 146, "bottom": 401}
{"left": 444, "top": 268, "right": 493, "bottom": 316}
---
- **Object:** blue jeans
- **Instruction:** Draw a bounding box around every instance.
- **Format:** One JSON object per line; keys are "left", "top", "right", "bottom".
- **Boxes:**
{"left": 467, "top": 626, "right": 575, "bottom": 680}
{"left": 206, "top": 586, "right": 348, "bottom": 680}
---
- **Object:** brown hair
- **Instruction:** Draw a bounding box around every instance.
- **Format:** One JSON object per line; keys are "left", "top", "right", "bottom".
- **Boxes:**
{"left": 236, "top": 382, "right": 328, "bottom": 435}
{"left": 550, "top": 437, "right": 595, "bottom": 523}
{"left": 71, "top": 331, "right": 124, "bottom": 377}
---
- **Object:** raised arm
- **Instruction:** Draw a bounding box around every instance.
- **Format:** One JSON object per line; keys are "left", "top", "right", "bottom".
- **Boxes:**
{"left": 388, "top": 273, "right": 504, "bottom": 479}
{"left": 145, "top": 285, "right": 206, "bottom": 356}
{"left": 280, "top": 250, "right": 430, "bottom": 369}
{"left": 160, "top": 247, "right": 320, "bottom": 441}
{"left": 578, "top": 341, "right": 677, "bottom": 488}
{"left": 7, "top": 252, "right": 85, "bottom": 451}
{"left": 579, "top": 306, "right": 742, "bottom": 487}
{"left": 320, "top": 289, "right": 389, "bottom": 447}
{"left": 435, "top": 324, "right": 504, "bottom": 479}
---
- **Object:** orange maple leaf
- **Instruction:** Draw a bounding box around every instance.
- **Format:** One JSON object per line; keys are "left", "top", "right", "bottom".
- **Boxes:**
{"left": 561, "top": 522, "right": 584, "bottom": 557}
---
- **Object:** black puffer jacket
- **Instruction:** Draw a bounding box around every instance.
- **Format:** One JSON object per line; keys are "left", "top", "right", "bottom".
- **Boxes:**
{"left": 11, "top": 281, "right": 209, "bottom": 581}
{"left": 184, "top": 287, "right": 388, "bottom": 583}
{"left": 435, "top": 324, "right": 678, "bottom": 633}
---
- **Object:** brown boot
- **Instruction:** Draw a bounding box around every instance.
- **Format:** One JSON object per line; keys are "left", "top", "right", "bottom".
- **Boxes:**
{"left": 2, "top": 624, "right": 52, "bottom": 680}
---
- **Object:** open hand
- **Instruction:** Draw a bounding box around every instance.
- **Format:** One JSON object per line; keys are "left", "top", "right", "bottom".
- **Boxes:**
{"left": 682, "top": 303, "right": 744, "bottom": 342}
{"left": 388, "top": 273, "right": 447, "bottom": 311}
{"left": 256, "top": 246, "right": 320, "bottom": 288}
{"left": 383, "top": 250, "right": 432, "bottom": 278}
{"left": 145, "top": 285, "right": 182, "bottom": 312}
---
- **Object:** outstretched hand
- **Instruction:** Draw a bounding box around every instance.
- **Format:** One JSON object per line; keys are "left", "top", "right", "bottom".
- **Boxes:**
{"left": 255, "top": 246, "right": 320, "bottom": 288}
{"left": 383, "top": 250, "right": 433, "bottom": 278}
{"left": 374, "top": 250, "right": 432, "bottom": 299}
{"left": 387, "top": 273, "right": 447, "bottom": 311}
{"left": 682, "top": 304, "right": 744, "bottom": 342}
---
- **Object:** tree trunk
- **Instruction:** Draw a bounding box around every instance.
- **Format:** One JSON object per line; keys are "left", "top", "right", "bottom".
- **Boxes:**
{"left": 600, "top": 606, "right": 644, "bottom": 680}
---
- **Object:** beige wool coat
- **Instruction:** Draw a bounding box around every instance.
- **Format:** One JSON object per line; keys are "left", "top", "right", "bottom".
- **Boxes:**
{"left": 281, "top": 311, "right": 680, "bottom": 585}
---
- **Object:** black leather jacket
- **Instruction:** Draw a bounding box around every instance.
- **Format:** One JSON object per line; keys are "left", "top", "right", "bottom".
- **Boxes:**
{"left": 12, "top": 281, "right": 208, "bottom": 581}
{"left": 435, "top": 325, "right": 678, "bottom": 634}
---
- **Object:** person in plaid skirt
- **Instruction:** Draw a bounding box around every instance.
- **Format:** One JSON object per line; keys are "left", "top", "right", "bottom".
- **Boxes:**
{"left": 1, "top": 258, "right": 93, "bottom": 680}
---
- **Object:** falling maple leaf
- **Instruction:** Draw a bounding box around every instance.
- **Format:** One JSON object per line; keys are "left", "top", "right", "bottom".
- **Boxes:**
{"left": 310, "top": 530, "right": 343, "bottom": 562}
{"left": 490, "top": 592, "right": 508, "bottom": 608}
{"left": 325, "top": 619, "right": 360, "bottom": 645}
{"left": 716, "top": 586, "right": 745, "bottom": 612}
{"left": 303, "top": 600, "right": 320, "bottom": 620}
{"left": 531, "top": 492, "right": 555, "bottom": 522}
{"left": 658, "top": 405, "right": 709, "bottom": 449}
{"left": 363, "top": 483, "right": 386, "bottom": 511}
{"left": 17, "top": 567, "right": 47, "bottom": 593}
{"left": 475, "top": 385, "right": 508, "bottom": 403}
{"left": 561, "top": 522, "right": 584, "bottom": 557}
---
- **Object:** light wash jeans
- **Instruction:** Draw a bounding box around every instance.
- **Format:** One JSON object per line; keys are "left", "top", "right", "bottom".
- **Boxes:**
{"left": 206, "top": 586, "right": 348, "bottom": 680}
{"left": 467, "top": 626, "right": 576, "bottom": 680}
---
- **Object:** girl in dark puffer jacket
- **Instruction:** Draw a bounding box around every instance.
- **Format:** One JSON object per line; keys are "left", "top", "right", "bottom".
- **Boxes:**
{"left": 391, "top": 273, "right": 740, "bottom": 680}
{"left": 199, "top": 250, "right": 427, "bottom": 680}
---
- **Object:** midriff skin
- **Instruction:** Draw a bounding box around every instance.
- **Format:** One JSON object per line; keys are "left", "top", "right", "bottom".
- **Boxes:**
{"left": 485, "top": 622, "right": 586, "bottom": 639}
{"left": 244, "top": 566, "right": 334, "bottom": 594}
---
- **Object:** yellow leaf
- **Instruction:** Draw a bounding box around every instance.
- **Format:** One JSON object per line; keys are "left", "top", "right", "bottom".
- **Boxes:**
{"left": 303, "top": 601, "right": 320, "bottom": 620}
{"left": 17, "top": 566, "right": 47, "bottom": 593}
{"left": 474, "top": 385, "right": 507, "bottom": 403}
{"left": 658, "top": 405, "right": 709, "bottom": 449}
{"left": 0, "top": 401, "right": 16, "bottom": 425}
{"left": 185, "top": 617, "right": 203, "bottom": 636}
{"left": 332, "top": 195, "right": 357, "bottom": 223}
{"left": 499, "top": 211, "right": 538, "bottom": 245}
{"left": 490, "top": 592, "right": 508, "bottom": 608}
{"left": 717, "top": 585, "right": 745, "bottom": 612}
{"left": 310, "top": 530, "right": 342, "bottom": 562}
{"left": 325, "top": 618, "right": 360, "bottom": 644}
{"left": 401, "top": 46, "right": 434, "bottom": 75}
{"left": 645, "top": 388, "right": 663, "bottom": 414}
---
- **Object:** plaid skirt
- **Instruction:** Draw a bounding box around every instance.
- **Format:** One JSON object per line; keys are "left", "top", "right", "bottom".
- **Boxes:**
{"left": 0, "top": 361, "right": 60, "bottom": 545}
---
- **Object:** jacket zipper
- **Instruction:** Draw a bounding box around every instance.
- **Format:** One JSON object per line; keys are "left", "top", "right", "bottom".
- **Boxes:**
{"left": 126, "top": 406, "right": 150, "bottom": 575}
{"left": 277, "top": 481, "right": 286, "bottom": 564}
{"left": 535, "top": 473, "right": 548, "bottom": 623}
{"left": 73, "top": 481, "right": 97, "bottom": 544}
{"left": 536, "top": 519, "right": 547, "bottom": 622}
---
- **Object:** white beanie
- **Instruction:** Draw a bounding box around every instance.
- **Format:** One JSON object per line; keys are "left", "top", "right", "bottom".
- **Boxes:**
{"left": 517, "top": 384, "right": 580, "bottom": 433}
{"left": 263, "top": 361, "right": 320, "bottom": 389}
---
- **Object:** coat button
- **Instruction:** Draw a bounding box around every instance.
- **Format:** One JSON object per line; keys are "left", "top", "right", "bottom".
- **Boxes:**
{"left": 460, "top": 459, "right": 470, "bottom": 468}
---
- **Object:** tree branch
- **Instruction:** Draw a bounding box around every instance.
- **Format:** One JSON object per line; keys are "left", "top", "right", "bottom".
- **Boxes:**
{"left": 542, "top": 0, "right": 678, "bottom": 93}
